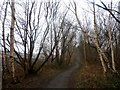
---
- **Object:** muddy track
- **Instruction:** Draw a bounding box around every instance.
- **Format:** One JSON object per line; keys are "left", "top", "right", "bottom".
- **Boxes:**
{"left": 47, "top": 61, "right": 80, "bottom": 88}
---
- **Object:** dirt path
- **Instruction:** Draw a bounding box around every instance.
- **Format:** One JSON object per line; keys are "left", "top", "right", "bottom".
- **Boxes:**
{"left": 47, "top": 60, "right": 80, "bottom": 88}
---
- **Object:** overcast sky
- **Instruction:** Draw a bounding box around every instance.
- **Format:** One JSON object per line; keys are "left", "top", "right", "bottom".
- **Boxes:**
{"left": 0, "top": 0, "right": 120, "bottom": 52}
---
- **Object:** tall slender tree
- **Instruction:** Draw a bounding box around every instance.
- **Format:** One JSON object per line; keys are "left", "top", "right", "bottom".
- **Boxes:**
{"left": 10, "top": 0, "right": 17, "bottom": 83}
{"left": 93, "top": 0, "right": 107, "bottom": 75}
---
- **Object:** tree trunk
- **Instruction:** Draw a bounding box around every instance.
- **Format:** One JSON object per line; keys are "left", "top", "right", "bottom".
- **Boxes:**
{"left": 56, "top": 46, "right": 59, "bottom": 64}
{"left": 10, "top": 0, "right": 17, "bottom": 83}
{"left": 93, "top": 1, "right": 107, "bottom": 75}
{"left": 83, "top": 34, "right": 87, "bottom": 67}
{"left": 2, "top": 51, "right": 5, "bottom": 80}
{"left": 108, "top": 12, "right": 117, "bottom": 73}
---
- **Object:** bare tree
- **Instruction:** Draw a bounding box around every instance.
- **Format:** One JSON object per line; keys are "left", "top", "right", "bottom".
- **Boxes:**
{"left": 95, "top": 0, "right": 120, "bottom": 23}
{"left": 93, "top": 1, "right": 107, "bottom": 75}
{"left": 2, "top": 1, "right": 9, "bottom": 78}
{"left": 10, "top": 0, "right": 17, "bottom": 83}
{"left": 13, "top": 1, "right": 45, "bottom": 75}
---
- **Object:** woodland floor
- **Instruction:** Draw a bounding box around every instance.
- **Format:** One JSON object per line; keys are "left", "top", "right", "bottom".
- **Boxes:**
{"left": 3, "top": 59, "right": 80, "bottom": 89}
{"left": 2, "top": 55, "right": 120, "bottom": 88}
{"left": 3, "top": 50, "right": 120, "bottom": 89}
{"left": 3, "top": 50, "right": 81, "bottom": 89}
{"left": 69, "top": 64, "right": 120, "bottom": 88}
{"left": 3, "top": 65, "right": 79, "bottom": 89}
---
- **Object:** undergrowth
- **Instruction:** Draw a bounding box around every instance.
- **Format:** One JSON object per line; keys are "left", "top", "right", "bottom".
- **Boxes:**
{"left": 3, "top": 62, "right": 68, "bottom": 88}
{"left": 71, "top": 64, "right": 120, "bottom": 88}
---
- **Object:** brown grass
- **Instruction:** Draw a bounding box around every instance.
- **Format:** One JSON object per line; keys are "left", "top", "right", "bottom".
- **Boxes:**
{"left": 3, "top": 63, "right": 63, "bottom": 88}
{"left": 69, "top": 64, "right": 120, "bottom": 88}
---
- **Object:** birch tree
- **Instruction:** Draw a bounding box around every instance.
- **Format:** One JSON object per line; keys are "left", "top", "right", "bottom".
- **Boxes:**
{"left": 93, "top": 1, "right": 107, "bottom": 75}
{"left": 94, "top": 0, "right": 119, "bottom": 74}
{"left": 10, "top": 0, "right": 17, "bottom": 83}
{"left": 108, "top": 1, "right": 117, "bottom": 73}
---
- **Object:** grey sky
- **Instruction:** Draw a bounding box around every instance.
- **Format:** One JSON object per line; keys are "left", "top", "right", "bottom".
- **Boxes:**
{"left": 0, "top": 0, "right": 119, "bottom": 53}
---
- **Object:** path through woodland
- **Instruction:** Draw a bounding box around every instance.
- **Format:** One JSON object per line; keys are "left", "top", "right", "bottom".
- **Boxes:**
{"left": 47, "top": 62, "right": 79, "bottom": 88}
{"left": 47, "top": 52, "right": 80, "bottom": 88}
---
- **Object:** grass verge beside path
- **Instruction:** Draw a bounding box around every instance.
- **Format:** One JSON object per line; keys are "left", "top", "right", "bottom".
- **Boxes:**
{"left": 69, "top": 64, "right": 120, "bottom": 88}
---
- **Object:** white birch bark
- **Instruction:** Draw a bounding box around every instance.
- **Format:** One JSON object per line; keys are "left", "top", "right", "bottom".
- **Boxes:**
{"left": 93, "top": 1, "right": 107, "bottom": 74}
{"left": 108, "top": 2, "right": 117, "bottom": 73}
{"left": 10, "top": 0, "right": 16, "bottom": 82}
